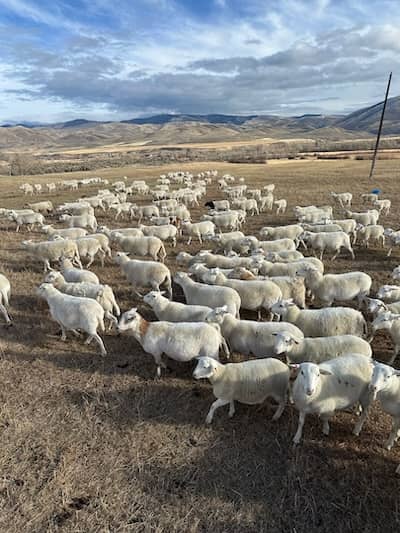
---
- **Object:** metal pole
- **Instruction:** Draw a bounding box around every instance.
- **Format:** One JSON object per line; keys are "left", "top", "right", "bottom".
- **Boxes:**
{"left": 369, "top": 71, "right": 392, "bottom": 179}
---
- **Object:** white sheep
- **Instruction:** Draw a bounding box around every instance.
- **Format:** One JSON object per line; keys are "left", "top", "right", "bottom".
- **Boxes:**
{"left": 297, "top": 266, "right": 371, "bottom": 307}
{"left": 384, "top": 228, "right": 400, "bottom": 256}
{"left": 138, "top": 224, "right": 177, "bottom": 247}
{"left": 274, "top": 199, "right": 287, "bottom": 214}
{"left": 291, "top": 354, "right": 373, "bottom": 443}
{"left": 181, "top": 220, "right": 215, "bottom": 244}
{"left": 377, "top": 285, "right": 400, "bottom": 304}
{"left": 272, "top": 330, "right": 372, "bottom": 363}
{"left": 134, "top": 205, "right": 159, "bottom": 222}
{"left": 143, "top": 291, "right": 212, "bottom": 322}
{"left": 246, "top": 237, "right": 296, "bottom": 254}
{"left": 301, "top": 231, "right": 354, "bottom": 260}
{"left": 59, "top": 256, "right": 99, "bottom": 283}
{"left": 356, "top": 224, "right": 385, "bottom": 248}
{"left": 331, "top": 192, "right": 352, "bottom": 208}
{"left": 259, "top": 224, "right": 304, "bottom": 243}
{"left": 331, "top": 219, "right": 357, "bottom": 243}
{"left": 270, "top": 299, "right": 366, "bottom": 337}
{"left": 9, "top": 211, "right": 45, "bottom": 232}
{"left": 301, "top": 223, "right": 343, "bottom": 233}
{"left": 0, "top": 273, "right": 11, "bottom": 325}
{"left": 113, "top": 233, "right": 166, "bottom": 262}
{"left": 193, "top": 356, "right": 290, "bottom": 423}
{"left": 259, "top": 194, "right": 274, "bottom": 211}
{"left": 26, "top": 201, "right": 53, "bottom": 214}
{"left": 205, "top": 306, "right": 304, "bottom": 356}
{"left": 251, "top": 257, "right": 324, "bottom": 278}
{"left": 373, "top": 198, "right": 391, "bottom": 215}
{"left": 176, "top": 251, "right": 254, "bottom": 270}
{"left": 42, "top": 225, "right": 88, "bottom": 240}
{"left": 37, "top": 283, "right": 106, "bottom": 355}
{"left": 114, "top": 252, "right": 172, "bottom": 298}
{"left": 44, "top": 271, "right": 120, "bottom": 327}
{"left": 21, "top": 239, "right": 81, "bottom": 271}
{"left": 117, "top": 308, "right": 229, "bottom": 377}
{"left": 265, "top": 250, "right": 304, "bottom": 262}
{"left": 173, "top": 271, "right": 241, "bottom": 318}
{"left": 201, "top": 268, "right": 282, "bottom": 319}
{"left": 368, "top": 362, "right": 400, "bottom": 450}
{"left": 371, "top": 312, "right": 400, "bottom": 364}
{"left": 59, "top": 213, "right": 97, "bottom": 232}
{"left": 344, "top": 209, "right": 379, "bottom": 226}
{"left": 98, "top": 225, "right": 144, "bottom": 241}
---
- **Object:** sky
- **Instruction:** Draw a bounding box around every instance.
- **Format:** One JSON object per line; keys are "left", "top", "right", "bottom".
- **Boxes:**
{"left": 0, "top": 0, "right": 399, "bottom": 123}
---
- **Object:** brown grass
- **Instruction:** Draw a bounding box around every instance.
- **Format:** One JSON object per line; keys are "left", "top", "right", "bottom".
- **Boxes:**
{"left": 0, "top": 159, "right": 399, "bottom": 532}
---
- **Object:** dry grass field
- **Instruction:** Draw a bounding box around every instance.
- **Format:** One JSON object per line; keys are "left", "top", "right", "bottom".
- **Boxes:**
{"left": 0, "top": 159, "right": 399, "bottom": 532}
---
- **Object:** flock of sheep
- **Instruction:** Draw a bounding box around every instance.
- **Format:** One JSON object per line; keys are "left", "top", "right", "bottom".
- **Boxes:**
{"left": 1, "top": 169, "right": 400, "bottom": 477}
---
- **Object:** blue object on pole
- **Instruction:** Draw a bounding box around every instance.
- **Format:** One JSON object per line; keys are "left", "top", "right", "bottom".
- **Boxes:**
{"left": 371, "top": 188, "right": 381, "bottom": 195}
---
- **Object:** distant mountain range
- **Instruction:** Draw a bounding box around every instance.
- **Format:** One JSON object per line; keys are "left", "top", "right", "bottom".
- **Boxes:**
{"left": 1, "top": 96, "right": 399, "bottom": 151}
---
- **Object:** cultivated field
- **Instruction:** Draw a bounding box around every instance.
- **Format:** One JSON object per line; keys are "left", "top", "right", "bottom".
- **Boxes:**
{"left": 0, "top": 159, "right": 399, "bottom": 532}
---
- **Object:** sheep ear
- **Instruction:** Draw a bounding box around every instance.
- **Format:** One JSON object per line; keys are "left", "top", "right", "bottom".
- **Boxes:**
{"left": 159, "top": 291, "right": 166, "bottom": 295}
{"left": 320, "top": 368, "right": 332, "bottom": 376}
{"left": 394, "top": 369, "right": 400, "bottom": 376}
{"left": 288, "top": 363, "right": 299, "bottom": 378}
{"left": 292, "top": 336, "right": 302, "bottom": 344}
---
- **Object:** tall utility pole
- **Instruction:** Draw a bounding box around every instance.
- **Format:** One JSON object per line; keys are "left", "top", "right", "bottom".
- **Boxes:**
{"left": 369, "top": 72, "right": 392, "bottom": 179}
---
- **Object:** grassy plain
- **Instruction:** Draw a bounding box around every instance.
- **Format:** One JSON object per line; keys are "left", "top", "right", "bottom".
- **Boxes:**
{"left": 0, "top": 158, "right": 399, "bottom": 532}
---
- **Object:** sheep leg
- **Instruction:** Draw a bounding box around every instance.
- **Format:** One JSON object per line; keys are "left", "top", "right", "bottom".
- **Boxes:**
{"left": 389, "top": 346, "right": 399, "bottom": 366}
{"left": 86, "top": 333, "right": 107, "bottom": 356}
{"left": 331, "top": 250, "right": 339, "bottom": 261}
{"left": 293, "top": 411, "right": 306, "bottom": 444}
{"left": 385, "top": 418, "right": 400, "bottom": 450}
{"left": 154, "top": 353, "right": 167, "bottom": 378}
{"left": 187, "top": 237, "right": 192, "bottom": 245}
{"left": 98, "top": 249, "right": 106, "bottom": 266}
{"left": 0, "top": 303, "right": 11, "bottom": 324}
{"left": 272, "top": 400, "right": 285, "bottom": 421}
{"left": 321, "top": 415, "right": 331, "bottom": 436}
{"left": 86, "top": 255, "right": 94, "bottom": 268}
{"left": 44, "top": 259, "right": 50, "bottom": 272}
{"left": 220, "top": 337, "right": 230, "bottom": 358}
{"left": 228, "top": 400, "right": 235, "bottom": 418}
{"left": 353, "top": 404, "right": 370, "bottom": 436}
{"left": 60, "top": 326, "right": 67, "bottom": 341}
{"left": 205, "top": 398, "right": 231, "bottom": 424}
{"left": 105, "top": 311, "right": 118, "bottom": 330}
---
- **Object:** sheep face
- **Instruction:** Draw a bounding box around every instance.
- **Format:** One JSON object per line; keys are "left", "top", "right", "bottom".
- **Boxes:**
{"left": 143, "top": 291, "right": 162, "bottom": 306}
{"left": 193, "top": 356, "right": 218, "bottom": 380}
{"left": 44, "top": 271, "right": 61, "bottom": 284}
{"left": 369, "top": 362, "right": 400, "bottom": 400}
{"left": 36, "top": 283, "right": 53, "bottom": 299}
{"left": 292, "top": 362, "right": 332, "bottom": 397}
{"left": 371, "top": 312, "right": 398, "bottom": 332}
{"left": 270, "top": 298, "right": 295, "bottom": 316}
{"left": 272, "top": 332, "right": 300, "bottom": 354}
{"left": 365, "top": 298, "right": 386, "bottom": 315}
{"left": 173, "top": 271, "right": 189, "bottom": 283}
{"left": 117, "top": 308, "right": 139, "bottom": 333}
{"left": 114, "top": 252, "right": 129, "bottom": 265}
{"left": 377, "top": 286, "right": 399, "bottom": 300}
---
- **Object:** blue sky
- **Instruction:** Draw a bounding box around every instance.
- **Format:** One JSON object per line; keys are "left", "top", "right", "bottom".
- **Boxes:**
{"left": 0, "top": 0, "right": 400, "bottom": 122}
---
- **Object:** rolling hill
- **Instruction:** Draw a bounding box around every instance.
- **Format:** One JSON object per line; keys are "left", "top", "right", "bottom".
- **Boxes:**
{"left": 1, "top": 96, "right": 399, "bottom": 152}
